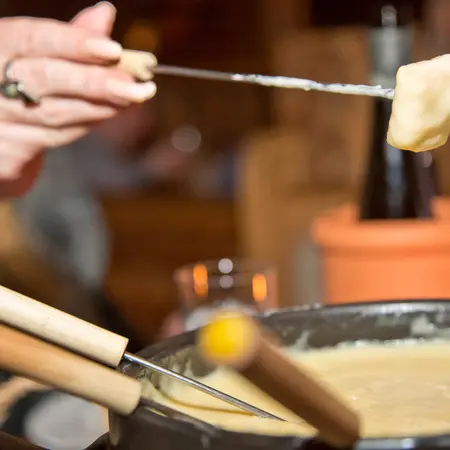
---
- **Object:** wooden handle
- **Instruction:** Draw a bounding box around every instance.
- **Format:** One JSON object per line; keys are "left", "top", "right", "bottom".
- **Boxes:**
{"left": 0, "top": 284, "right": 128, "bottom": 367}
{"left": 0, "top": 325, "right": 141, "bottom": 416}
{"left": 198, "top": 312, "right": 361, "bottom": 448}
{"left": 117, "top": 49, "right": 157, "bottom": 81}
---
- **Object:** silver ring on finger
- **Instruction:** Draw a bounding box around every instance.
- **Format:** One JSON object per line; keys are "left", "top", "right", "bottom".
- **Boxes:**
{"left": 0, "top": 59, "right": 40, "bottom": 107}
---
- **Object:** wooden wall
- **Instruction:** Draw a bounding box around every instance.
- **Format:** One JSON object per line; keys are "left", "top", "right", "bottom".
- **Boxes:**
{"left": 102, "top": 195, "right": 238, "bottom": 342}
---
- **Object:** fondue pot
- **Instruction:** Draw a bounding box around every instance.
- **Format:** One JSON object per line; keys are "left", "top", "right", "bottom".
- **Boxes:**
{"left": 5, "top": 300, "right": 450, "bottom": 450}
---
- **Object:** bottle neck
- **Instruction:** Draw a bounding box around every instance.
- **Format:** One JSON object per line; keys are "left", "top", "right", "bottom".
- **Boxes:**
{"left": 359, "top": 5, "right": 435, "bottom": 221}
{"left": 370, "top": 16, "right": 413, "bottom": 87}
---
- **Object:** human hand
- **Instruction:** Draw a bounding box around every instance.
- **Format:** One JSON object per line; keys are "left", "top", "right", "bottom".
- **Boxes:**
{"left": 0, "top": 2, "right": 157, "bottom": 196}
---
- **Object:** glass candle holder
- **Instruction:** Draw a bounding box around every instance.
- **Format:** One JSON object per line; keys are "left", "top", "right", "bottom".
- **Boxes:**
{"left": 173, "top": 258, "right": 278, "bottom": 331}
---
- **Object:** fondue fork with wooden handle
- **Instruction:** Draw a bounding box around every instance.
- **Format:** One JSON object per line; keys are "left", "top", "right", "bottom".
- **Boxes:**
{"left": 117, "top": 49, "right": 395, "bottom": 100}
{"left": 0, "top": 284, "right": 280, "bottom": 420}
{"left": 197, "top": 311, "right": 361, "bottom": 449}
{"left": 0, "top": 323, "right": 219, "bottom": 432}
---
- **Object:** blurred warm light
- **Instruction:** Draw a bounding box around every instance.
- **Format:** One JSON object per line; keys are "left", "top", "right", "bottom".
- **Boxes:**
{"left": 252, "top": 274, "right": 267, "bottom": 302}
{"left": 193, "top": 264, "right": 208, "bottom": 297}
{"left": 123, "top": 20, "right": 159, "bottom": 52}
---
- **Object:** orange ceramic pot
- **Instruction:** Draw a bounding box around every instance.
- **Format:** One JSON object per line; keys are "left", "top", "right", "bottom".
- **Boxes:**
{"left": 311, "top": 197, "right": 450, "bottom": 304}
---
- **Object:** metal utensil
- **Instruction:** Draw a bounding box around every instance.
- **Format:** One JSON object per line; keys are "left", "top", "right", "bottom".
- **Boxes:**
{"left": 122, "top": 352, "right": 281, "bottom": 419}
{"left": 0, "top": 285, "right": 281, "bottom": 420}
{"left": 153, "top": 64, "right": 395, "bottom": 100}
{"left": 0, "top": 323, "right": 239, "bottom": 434}
{"left": 116, "top": 50, "right": 395, "bottom": 100}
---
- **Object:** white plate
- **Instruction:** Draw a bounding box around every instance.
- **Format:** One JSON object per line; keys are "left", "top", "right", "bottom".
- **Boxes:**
{"left": 24, "top": 392, "right": 108, "bottom": 450}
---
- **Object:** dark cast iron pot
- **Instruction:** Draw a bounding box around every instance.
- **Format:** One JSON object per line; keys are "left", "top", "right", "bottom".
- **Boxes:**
{"left": 6, "top": 300, "right": 450, "bottom": 450}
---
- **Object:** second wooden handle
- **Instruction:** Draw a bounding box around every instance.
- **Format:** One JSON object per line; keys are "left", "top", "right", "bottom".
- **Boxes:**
{"left": 0, "top": 284, "right": 129, "bottom": 367}
{"left": 198, "top": 312, "right": 361, "bottom": 448}
{"left": 0, "top": 325, "right": 142, "bottom": 416}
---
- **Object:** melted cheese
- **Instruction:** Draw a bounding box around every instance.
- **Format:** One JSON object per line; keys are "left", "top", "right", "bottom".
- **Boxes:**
{"left": 143, "top": 342, "right": 450, "bottom": 438}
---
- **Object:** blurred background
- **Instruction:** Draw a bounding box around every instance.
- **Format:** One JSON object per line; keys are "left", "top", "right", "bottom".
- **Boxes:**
{"left": 0, "top": 0, "right": 448, "bottom": 346}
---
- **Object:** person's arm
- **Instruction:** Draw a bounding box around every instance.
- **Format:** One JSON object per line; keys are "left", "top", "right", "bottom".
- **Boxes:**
{"left": 0, "top": 154, "right": 42, "bottom": 198}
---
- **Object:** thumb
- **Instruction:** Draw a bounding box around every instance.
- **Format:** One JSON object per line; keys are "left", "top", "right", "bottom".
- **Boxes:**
{"left": 71, "top": 1, "right": 117, "bottom": 36}
{"left": 0, "top": 154, "right": 43, "bottom": 198}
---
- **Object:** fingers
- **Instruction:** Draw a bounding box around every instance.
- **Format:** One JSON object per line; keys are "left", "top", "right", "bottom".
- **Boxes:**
{"left": 0, "top": 97, "right": 118, "bottom": 128}
{"left": 71, "top": 2, "right": 117, "bottom": 36}
{"left": 7, "top": 58, "right": 157, "bottom": 105}
{"left": 0, "top": 122, "right": 88, "bottom": 148}
{"left": 0, "top": 17, "right": 122, "bottom": 63}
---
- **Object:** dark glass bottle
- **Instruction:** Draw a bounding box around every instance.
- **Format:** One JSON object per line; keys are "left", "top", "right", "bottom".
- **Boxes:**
{"left": 424, "top": 150, "right": 440, "bottom": 197}
{"left": 359, "top": 4, "right": 435, "bottom": 220}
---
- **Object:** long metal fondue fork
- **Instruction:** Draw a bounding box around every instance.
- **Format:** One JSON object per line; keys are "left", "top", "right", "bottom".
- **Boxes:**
{"left": 117, "top": 49, "right": 395, "bottom": 100}
{"left": 152, "top": 64, "right": 395, "bottom": 100}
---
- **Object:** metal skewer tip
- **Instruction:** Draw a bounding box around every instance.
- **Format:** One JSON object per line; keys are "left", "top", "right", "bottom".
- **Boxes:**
{"left": 123, "top": 352, "right": 283, "bottom": 420}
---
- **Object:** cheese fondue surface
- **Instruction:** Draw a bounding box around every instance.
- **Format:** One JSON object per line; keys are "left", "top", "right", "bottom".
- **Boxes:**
{"left": 143, "top": 342, "right": 450, "bottom": 438}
